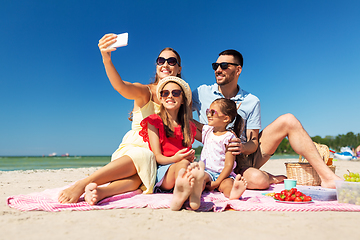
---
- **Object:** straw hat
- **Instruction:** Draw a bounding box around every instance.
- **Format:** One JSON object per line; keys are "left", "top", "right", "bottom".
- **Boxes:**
{"left": 156, "top": 76, "right": 192, "bottom": 105}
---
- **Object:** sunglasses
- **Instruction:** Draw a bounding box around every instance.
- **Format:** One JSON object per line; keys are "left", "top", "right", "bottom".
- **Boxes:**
{"left": 156, "top": 57, "right": 179, "bottom": 66}
{"left": 206, "top": 109, "right": 225, "bottom": 117}
{"left": 160, "top": 89, "right": 182, "bottom": 98}
{"left": 212, "top": 62, "right": 239, "bottom": 70}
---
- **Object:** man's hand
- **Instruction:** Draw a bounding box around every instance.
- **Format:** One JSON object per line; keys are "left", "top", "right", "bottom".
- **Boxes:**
{"left": 227, "top": 138, "right": 243, "bottom": 155}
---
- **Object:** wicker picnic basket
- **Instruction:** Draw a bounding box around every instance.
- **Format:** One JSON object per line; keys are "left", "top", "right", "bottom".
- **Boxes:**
{"left": 285, "top": 142, "right": 336, "bottom": 186}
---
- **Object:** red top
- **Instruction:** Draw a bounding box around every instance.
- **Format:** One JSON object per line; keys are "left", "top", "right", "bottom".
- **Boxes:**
{"left": 139, "top": 114, "right": 197, "bottom": 157}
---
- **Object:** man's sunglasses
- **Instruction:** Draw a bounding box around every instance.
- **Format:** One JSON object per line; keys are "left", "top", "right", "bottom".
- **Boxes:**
{"left": 156, "top": 57, "right": 179, "bottom": 66}
{"left": 212, "top": 62, "right": 239, "bottom": 70}
{"left": 206, "top": 109, "right": 224, "bottom": 117}
{"left": 160, "top": 89, "right": 182, "bottom": 98}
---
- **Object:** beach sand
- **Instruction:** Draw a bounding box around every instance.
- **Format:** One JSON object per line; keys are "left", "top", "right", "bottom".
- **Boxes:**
{"left": 1, "top": 158, "right": 360, "bottom": 240}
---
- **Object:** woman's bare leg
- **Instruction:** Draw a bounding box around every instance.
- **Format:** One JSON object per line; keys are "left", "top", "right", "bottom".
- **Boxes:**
{"left": 84, "top": 174, "right": 142, "bottom": 205}
{"left": 58, "top": 155, "right": 138, "bottom": 203}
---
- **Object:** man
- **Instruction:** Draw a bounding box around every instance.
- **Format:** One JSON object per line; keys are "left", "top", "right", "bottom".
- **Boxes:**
{"left": 192, "top": 49, "right": 341, "bottom": 189}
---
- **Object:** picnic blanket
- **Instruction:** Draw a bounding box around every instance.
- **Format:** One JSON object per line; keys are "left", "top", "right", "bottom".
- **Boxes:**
{"left": 7, "top": 183, "right": 360, "bottom": 212}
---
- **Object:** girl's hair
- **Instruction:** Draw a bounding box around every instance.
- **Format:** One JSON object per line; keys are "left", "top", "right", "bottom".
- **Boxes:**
{"left": 152, "top": 47, "right": 182, "bottom": 84}
{"left": 158, "top": 82, "right": 192, "bottom": 147}
{"left": 212, "top": 98, "right": 244, "bottom": 138}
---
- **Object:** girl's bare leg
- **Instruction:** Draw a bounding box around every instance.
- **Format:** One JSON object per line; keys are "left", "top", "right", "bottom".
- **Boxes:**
{"left": 84, "top": 174, "right": 142, "bottom": 205}
{"left": 189, "top": 161, "right": 205, "bottom": 210}
{"left": 170, "top": 168, "right": 194, "bottom": 211}
{"left": 229, "top": 175, "right": 247, "bottom": 200}
{"left": 218, "top": 178, "right": 234, "bottom": 198}
{"left": 58, "top": 155, "right": 138, "bottom": 203}
{"left": 160, "top": 160, "right": 191, "bottom": 190}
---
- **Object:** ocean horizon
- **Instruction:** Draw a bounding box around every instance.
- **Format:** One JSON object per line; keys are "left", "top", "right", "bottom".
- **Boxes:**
{"left": 0, "top": 155, "right": 299, "bottom": 171}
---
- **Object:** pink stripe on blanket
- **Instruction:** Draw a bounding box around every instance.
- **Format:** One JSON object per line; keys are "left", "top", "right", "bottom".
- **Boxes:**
{"left": 7, "top": 184, "right": 360, "bottom": 212}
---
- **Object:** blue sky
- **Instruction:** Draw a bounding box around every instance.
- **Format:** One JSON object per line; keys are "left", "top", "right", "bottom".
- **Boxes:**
{"left": 1, "top": 1, "right": 359, "bottom": 156}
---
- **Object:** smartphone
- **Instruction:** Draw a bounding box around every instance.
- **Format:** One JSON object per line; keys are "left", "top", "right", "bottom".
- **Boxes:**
{"left": 107, "top": 32, "right": 128, "bottom": 49}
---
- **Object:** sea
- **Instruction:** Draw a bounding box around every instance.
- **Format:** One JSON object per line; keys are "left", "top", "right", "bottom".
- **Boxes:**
{"left": 0, "top": 155, "right": 298, "bottom": 171}
{"left": 0, "top": 156, "right": 111, "bottom": 171}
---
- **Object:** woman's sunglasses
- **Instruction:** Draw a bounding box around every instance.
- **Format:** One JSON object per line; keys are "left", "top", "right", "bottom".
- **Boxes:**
{"left": 156, "top": 57, "right": 179, "bottom": 66}
{"left": 160, "top": 89, "right": 182, "bottom": 98}
{"left": 206, "top": 109, "right": 225, "bottom": 117}
{"left": 212, "top": 62, "right": 239, "bottom": 70}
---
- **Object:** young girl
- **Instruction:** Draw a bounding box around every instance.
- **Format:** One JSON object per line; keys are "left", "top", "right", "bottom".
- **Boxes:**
{"left": 194, "top": 98, "right": 247, "bottom": 199}
{"left": 139, "top": 76, "right": 205, "bottom": 211}
{"left": 58, "top": 33, "right": 183, "bottom": 205}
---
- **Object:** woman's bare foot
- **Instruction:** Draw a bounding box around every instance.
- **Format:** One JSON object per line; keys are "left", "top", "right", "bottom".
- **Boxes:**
{"left": 170, "top": 168, "right": 195, "bottom": 211}
{"left": 229, "top": 174, "right": 247, "bottom": 200}
{"left": 189, "top": 161, "right": 205, "bottom": 210}
{"left": 84, "top": 183, "right": 102, "bottom": 205}
{"left": 58, "top": 179, "right": 88, "bottom": 203}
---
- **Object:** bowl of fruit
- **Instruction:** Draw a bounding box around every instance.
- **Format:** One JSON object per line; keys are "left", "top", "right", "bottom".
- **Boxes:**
{"left": 336, "top": 170, "right": 360, "bottom": 205}
{"left": 273, "top": 188, "right": 313, "bottom": 203}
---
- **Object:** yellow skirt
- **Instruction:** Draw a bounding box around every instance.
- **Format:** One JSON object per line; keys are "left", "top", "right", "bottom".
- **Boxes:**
{"left": 111, "top": 129, "right": 156, "bottom": 194}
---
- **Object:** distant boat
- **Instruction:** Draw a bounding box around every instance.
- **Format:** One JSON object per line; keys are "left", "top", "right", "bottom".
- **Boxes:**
{"left": 334, "top": 146, "right": 357, "bottom": 160}
{"left": 334, "top": 152, "right": 353, "bottom": 160}
{"left": 48, "top": 152, "right": 57, "bottom": 157}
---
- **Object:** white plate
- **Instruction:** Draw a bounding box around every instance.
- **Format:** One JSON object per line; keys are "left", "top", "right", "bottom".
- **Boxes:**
{"left": 274, "top": 199, "right": 314, "bottom": 204}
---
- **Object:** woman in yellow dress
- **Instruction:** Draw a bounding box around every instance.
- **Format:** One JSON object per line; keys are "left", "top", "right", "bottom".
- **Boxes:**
{"left": 58, "top": 34, "right": 192, "bottom": 205}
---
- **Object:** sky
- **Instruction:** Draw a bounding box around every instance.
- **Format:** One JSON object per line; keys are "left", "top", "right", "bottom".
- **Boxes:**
{"left": 1, "top": 0, "right": 360, "bottom": 156}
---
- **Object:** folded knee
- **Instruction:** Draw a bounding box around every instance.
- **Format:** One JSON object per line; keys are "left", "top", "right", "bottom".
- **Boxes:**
{"left": 279, "top": 113, "right": 302, "bottom": 131}
{"left": 245, "top": 171, "right": 270, "bottom": 190}
{"left": 177, "top": 159, "right": 191, "bottom": 168}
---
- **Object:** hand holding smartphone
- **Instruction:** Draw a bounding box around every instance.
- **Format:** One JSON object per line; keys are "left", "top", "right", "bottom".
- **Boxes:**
{"left": 107, "top": 32, "right": 128, "bottom": 49}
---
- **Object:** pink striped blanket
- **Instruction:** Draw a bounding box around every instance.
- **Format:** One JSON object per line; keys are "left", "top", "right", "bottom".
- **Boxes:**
{"left": 7, "top": 183, "right": 360, "bottom": 212}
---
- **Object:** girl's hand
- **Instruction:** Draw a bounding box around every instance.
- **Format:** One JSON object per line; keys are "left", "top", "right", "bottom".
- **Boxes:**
{"left": 173, "top": 149, "right": 195, "bottom": 163}
{"left": 205, "top": 181, "right": 219, "bottom": 191}
{"left": 227, "top": 138, "right": 243, "bottom": 155}
{"left": 98, "top": 34, "right": 118, "bottom": 61}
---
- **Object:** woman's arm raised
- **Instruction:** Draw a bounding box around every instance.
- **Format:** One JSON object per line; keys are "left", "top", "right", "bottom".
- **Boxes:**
{"left": 98, "top": 34, "right": 150, "bottom": 107}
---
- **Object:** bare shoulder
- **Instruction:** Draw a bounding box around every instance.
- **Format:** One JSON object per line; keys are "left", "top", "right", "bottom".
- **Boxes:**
{"left": 131, "top": 83, "right": 152, "bottom": 109}
{"left": 148, "top": 84, "right": 160, "bottom": 104}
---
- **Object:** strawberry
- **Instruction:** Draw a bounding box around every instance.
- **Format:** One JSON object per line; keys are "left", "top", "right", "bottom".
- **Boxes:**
{"left": 289, "top": 188, "right": 297, "bottom": 195}
{"left": 274, "top": 193, "right": 281, "bottom": 200}
{"left": 294, "top": 196, "right": 302, "bottom": 202}
{"left": 279, "top": 194, "right": 286, "bottom": 201}
{"left": 295, "top": 191, "right": 303, "bottom": 197}
{"left": 281, "top": 190, "right": 288, "bottom": 195}
{"left": 304, "top": 196, "right": 312, "bottom": 202}
{"left": 290, "top": 194, "right": 296, "bottom": 201}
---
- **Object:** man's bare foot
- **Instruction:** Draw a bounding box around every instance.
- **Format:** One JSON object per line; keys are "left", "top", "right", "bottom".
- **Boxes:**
{"left": 170, "top": 168, "right": 194, "bottom": 211}
{"left": 321, "top": 175, "right": 342, "bottom": 189}
{"left": 268, "top": 173, "right": 287, "bottom": 184}
{"left": 189, "top": 161, "right": 205, "bottom": 210}
{"left": 58, "top": 179, "right": 88, "bottom": 203}
{"left": 84, "top": 183, "right": 102, "bottom": 205}
{"left": 229, "top": 174, "right": 247, "bottom": 200}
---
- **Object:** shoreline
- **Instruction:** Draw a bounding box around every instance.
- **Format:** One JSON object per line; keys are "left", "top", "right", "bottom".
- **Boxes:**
{"left": 0, "top": 155, "right": 299, "bottom": 172}
{"left": 1, "top": 159, "right": 360, "bottom": 240}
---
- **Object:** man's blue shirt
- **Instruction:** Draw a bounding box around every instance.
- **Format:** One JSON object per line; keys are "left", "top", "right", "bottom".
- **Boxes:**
{"left": 192, "top": 83, "right": 261, "bottom": 141}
